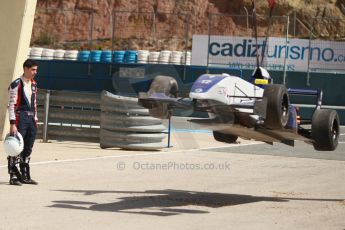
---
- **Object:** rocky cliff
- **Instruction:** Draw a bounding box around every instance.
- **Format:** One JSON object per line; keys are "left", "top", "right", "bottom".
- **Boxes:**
{"left": 32, "top": 0, "right": 345, "bottom": 50}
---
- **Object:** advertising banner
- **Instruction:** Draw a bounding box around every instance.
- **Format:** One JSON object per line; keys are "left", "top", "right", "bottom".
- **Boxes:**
{"left": 191, "top": 35, "right": 345, "bottom": 72}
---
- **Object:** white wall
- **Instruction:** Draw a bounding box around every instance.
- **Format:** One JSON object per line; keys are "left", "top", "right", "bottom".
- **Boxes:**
{"left": 0, "top": 0, "right": 37, "bottom": 140}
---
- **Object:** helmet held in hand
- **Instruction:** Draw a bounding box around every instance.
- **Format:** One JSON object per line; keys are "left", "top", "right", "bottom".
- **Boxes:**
{"left": 3, "top": 132, "right": 24, "bottom": 157}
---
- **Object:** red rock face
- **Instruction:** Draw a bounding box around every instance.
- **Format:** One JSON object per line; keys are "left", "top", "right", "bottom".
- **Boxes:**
{"left": 32, "top": 0, "right": 345, "bottom": 50}
{"left": 32, "top": 0, "right": 246, "bottom": 49}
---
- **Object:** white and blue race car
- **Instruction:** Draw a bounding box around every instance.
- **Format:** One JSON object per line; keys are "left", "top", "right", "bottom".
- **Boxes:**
{"left": 138, "top": 67, "right": 340, "bottom": 151}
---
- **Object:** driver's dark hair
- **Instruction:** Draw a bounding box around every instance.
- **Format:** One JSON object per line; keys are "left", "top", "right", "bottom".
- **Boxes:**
{"left": 23, "top": 59, "right": 38, "bottom": 68}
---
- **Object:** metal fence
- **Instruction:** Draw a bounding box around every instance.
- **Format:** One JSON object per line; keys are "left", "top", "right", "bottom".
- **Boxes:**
{"left": 36, "top": 89, "right": 169, "bottom": 148}
{"left": 32, "top": 8, "right": 345, "bottom": 74}
{"left": 307, "top": 17, "right": 345, "bottom": 79}
{"left": 206, "top": 14, "right": 289, "bottom": 69}
{"left": 32, "top": 9, "right": 191, "bottom": 52}
{"left": 32, "top": 9, "right": 96, "bottom": 49}
{"left": 112, "top": 11, "right": 190, "bottom": 51}
{"left": 37, "top": 90, "right": 101, "bottom": 142}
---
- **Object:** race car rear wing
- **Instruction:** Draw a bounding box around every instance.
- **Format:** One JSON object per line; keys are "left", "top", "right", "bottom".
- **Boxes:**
{"left": 287, "top": 88, "right": 322, "bottom": 109}
{"left": 287, "top": 88, "right": 323, "bottom": 124}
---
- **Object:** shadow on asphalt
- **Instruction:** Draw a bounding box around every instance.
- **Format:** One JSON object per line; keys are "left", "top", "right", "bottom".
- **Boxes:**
{"left": 48, "top": 189, "right": 344, "bottom": 216}
{"left": 206, "top": 135, "right": 345, "bottom": 161}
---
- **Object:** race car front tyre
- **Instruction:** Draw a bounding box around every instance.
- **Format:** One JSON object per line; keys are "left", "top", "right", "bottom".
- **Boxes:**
{"left": 312, "top": 109, "right": 340, "bottom": 151}
{"left": 213, "top": 131, "right": 238, "bottom": 144}
{"left": 146, "top": 75, "right": 179, "bottom": 119}
{"left": 263, "top": 84, "right": 289, "bottom": 129}
{"left": 148, "top": 75, "right": 179, "bottom": 97}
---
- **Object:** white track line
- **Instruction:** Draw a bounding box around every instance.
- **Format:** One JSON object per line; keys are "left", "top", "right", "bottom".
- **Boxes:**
{"left": 0, "top": 142, "right": 261, "bottom": 168}
{"left": 2, "top": 133, "right": 343, "bottom": 169}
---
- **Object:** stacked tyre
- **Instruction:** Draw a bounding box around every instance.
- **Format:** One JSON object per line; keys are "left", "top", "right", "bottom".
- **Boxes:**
{"left": 53, "top": 49, "right": 66, "bottom": 60}
{"left": 77, "top": 50, "right": 90, "bottom": 62}
{"left": 29, "top": 47, "right": 43, "bottom": 59}
{"left": 41, "top": 49, "right": 54, "bottom": 60}
{"left": 148, "top": 52, "right": 160, "bottom": 64}
{"left": 124, "top": 50, "right": 137, "bottom": 63}
{"left": 137, "top": 50, "right": 150, "bottom": 64}
{"left": 113, "top": 51, "right": 125, "bottom": 63}
{"left": 64, "top": 50, "right": 78, "bottom": 61}
{"left": 181, "top": 51, "right": 191, "bottom": 65}
{"left": 100, "top": 91, "right": 167, "bottom": 150}
{"left": 170, "top": 51, "right": 183, "bottom": 65}
{"left": 101, "top": 50, "right": 112, "bottom": 63}
{"left": 90, "top": 50, "right": 102, "bottom": 62}
{"left": 159, "top": 50, "right": 171, "bottom": 64}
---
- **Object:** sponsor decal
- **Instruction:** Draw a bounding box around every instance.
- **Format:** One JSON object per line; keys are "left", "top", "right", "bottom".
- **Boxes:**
{"left": 192, "top": 35, "right": 345, "bottom": 72}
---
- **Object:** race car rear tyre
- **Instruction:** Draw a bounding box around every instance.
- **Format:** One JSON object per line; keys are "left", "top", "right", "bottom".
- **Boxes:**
{"left": 213, "top": 131, "right": 238, "bottom": 144}
{"left": 263, "top": 84, "right": 289, "bottom": 129}
{"left": 312, "top": 109, "right": 339, "bottom": 151}
{"left": 147, "top": 75, "right": 179, "bottom": 119}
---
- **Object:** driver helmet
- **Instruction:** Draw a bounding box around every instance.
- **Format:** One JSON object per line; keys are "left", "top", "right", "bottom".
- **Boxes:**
{"left": 3, "top": 132, "right": 24, "bottom": 157}
{"left": 251, "top": 67, "right": 273, "bottom": 86}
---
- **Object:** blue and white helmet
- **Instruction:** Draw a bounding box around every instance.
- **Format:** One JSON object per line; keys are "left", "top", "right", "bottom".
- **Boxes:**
{"left": 251, "top": 67, "right": 273, "bottom": 86}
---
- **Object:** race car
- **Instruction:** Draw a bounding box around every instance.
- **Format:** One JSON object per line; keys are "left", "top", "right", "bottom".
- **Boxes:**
{"left": 138, "top": 67, "right": 340, "bottom": 151}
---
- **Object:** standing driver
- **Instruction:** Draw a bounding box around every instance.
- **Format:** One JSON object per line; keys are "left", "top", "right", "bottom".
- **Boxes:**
{"left": 7, "top": 59, "right": 39, "bottom": 185}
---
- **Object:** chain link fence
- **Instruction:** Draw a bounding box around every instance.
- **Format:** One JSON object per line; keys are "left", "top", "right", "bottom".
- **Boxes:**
{"left": 32, "top": 9, "right": 95, "bottom": 49}
{"left": 111, "top": 11, "right": 190, "bottom": 52}
{"left": 307, "top": 17, "right": 345, "bottom": 76}
{"left": 31, "top": 8, "right": 344, "bottom": 74}
{"left": 206, "top": 14, "right": 289, "bottom": 72}
{"left": 32, "top": 9, "right": 191, "bottom": 52}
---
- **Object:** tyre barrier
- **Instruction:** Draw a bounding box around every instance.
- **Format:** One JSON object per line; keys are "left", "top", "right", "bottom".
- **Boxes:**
{"left": 28, "top": 47, "right": 31, "bottom": 56}
{"left": 36, "top": 89, "right": 167, "bottom": 150}
{"left": 101, "top": 50, "right": 112, "bottom": 63}
{"left": 101, "top": 90, "right": 141, "bottom": 106}
{"left": 101, "top": 129, "right": 166, "bottom": 143}
{"left": 100, "top": 91, "right": 150, "bottom": 115}
{"left": 159, "top": 50, "right": 171, "bottom": 64}
{"left": 170, "top": 51, "right": 182, "bottom": 65}
{"left": 101, "top": 122, "right": 166, "bottom": 133}
{"left": 148, "top": 52, "right": 160, "bottom": 64}
{"left": 101, "top": 104, "right": 150, "bottom": 116}
{"left": 137, "top": 50, "right": 150, "bottom": 64}
{"left": 29, "top": 47, "right": 43, "bottom": 59}
{"left": 100, "top": 90, "right": 167, "bottom": 150}
{"left": 41, "top": 49, "right": 54, "bottom": 60}
{"left": 101, "top": 112, "right": 162, "bottom": 126}
{"left": 64, "top": 50, "right": 78, "bottom": 61}
{"left": 53, "top": 49, "right": 66, "bottom": 60}
{"left": 90, "top": 50, "right": 102, "bottom": 62}
{"left": 181, "top": 51, "right": 191, "bottom": 65}
{"left": 100, "top": 129, "right": 166, "bottom": 150}
{"left": 113, "top": 51, "right": 125, "bottom": 63}
{"left": 78, "top": 50, "right": 90, "bottom": 62}
{"left": 29, "top": 47, "right": 192, "bottom": 65}
{"left": 124, "top": 50, "right": 137, "bottom": 63}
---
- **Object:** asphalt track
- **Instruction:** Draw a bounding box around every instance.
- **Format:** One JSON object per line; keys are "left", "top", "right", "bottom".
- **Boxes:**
{"left": 0, "top": 124, "right": 344, "bottom": 230}
{"left": 208, "top": 129, "right": 345, "bottom": 161}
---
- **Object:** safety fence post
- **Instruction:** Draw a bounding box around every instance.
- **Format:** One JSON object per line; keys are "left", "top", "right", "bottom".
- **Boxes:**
{"left": 167, "top": 117, "right": 172, "bottom": 148}
{"left": 43, "top": 90, "right": 50, "bottom": 143}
